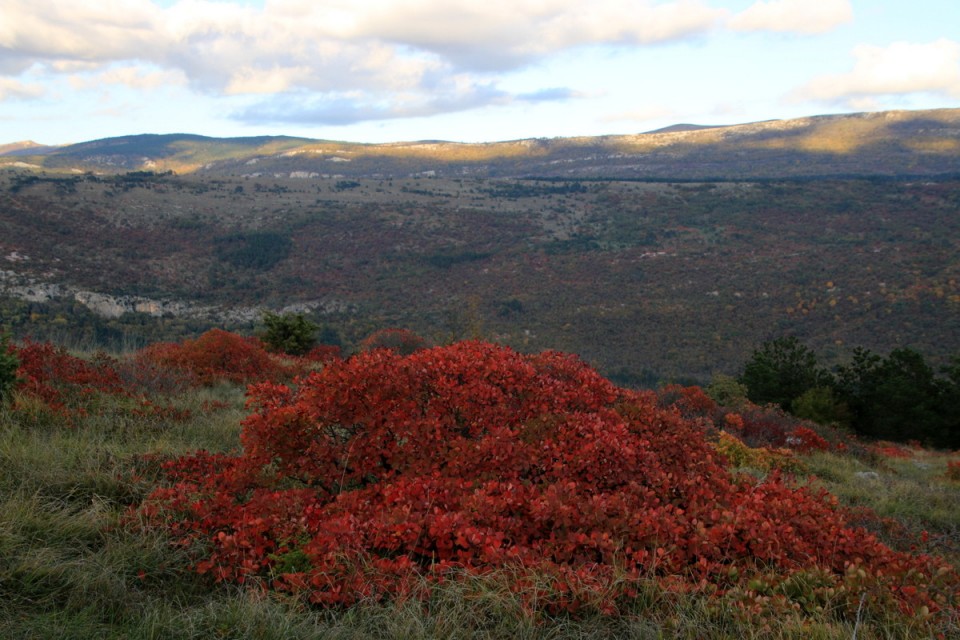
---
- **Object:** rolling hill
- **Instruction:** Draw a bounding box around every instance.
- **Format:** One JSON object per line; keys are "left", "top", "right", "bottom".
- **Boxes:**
{"left": 3, "top": 108, "right": 960, "bottom": 180}
{"left": 2, "top": 107, "right": 960, "bottom": 382}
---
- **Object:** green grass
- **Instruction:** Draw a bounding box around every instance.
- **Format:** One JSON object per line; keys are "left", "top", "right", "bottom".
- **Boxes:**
{"left": 802, "top": 449, "right": 960, "bottom": 566}
{"left": 1, "top": 388, "right": 957, "bottom": 639}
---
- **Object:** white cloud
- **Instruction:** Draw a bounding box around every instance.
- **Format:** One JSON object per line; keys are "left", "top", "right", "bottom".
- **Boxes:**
{"left": 69, "top": 65, "right": 188, "bottom": 91}
{"left": 0, "top": 0, "right": 164, "bottom": 62}
{"left": 50, "top": 60, "right": 107, "bottom": 73}
{"left": 0, "top": 76, "right": 44, "bottom": 100}
{"left": 730, "top": 0, "right": 853, "bottom": 35}
{"left": 1, "top": 0, "right": 868, "bottom": 126}
{"left": 0, "top": 0, "right": 736, "bottom": 124}
{"left": 793, "top": 39, "right": 960, "bottom": 104}
{"left": 224, "top": 66, "right": 308, "bottom": 96}
{"left": 2, "top": 1, "right": 726, "bottom": 89}
{"left": 347, "top": 0, "right": 727, "bottom": 69}
{"left": 600, "top": 105, "right": 677, "bottom": 124}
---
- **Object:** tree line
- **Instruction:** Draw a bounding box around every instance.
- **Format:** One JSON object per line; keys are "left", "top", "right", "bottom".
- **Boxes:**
{"left": 738, "top": 336, "right": 960, "bottom": 449}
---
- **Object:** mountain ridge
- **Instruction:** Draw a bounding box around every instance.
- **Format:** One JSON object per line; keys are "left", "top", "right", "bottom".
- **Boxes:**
{"left": 0, "top": 141, "right": 59, "bottom": 156}
{"left": 3, "top": 108, "right": 960, "bottom": 179}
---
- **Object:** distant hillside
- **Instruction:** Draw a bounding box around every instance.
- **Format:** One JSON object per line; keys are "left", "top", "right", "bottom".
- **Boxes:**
{"left": 2, "top": 167, "right": 959, "bottom": 382}
{"left": 0, "top": 141, "right": 58, "bottom": 156}
{"left": 3, "top": 108, "right": 960, "bottom": 179}
{"left": 8, "top": 134, "right": 320, "bottom": 174}
{"left": 3, "top": 107, "right": 959, "bottom": 382}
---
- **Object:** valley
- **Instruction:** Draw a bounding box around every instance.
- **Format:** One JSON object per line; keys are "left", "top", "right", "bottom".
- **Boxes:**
{"left": 2, "top": 166, "right": 958, "bottom": 382}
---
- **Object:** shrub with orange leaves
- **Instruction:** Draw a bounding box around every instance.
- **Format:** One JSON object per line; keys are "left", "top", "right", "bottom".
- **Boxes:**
{"left": 945, "top": 460, "right": 960, "bottom": 482}
{"left": 12, "top": 340, "right": 130, "bottom": 423}
{"left": 14, "top": 340, "right": 125, "bottom": 413}
{"left": 871, "top": 442, "right": 914, "bottom": 459}
{"left": 137, "top": 329, "right": 288, "bottom": 386}
{"left": 711, "top": 430, "right": 803, "bottom": 474}
{"left": 657, "top": 384, "right": 718, "bottom": 419}
{"left": 10, "top": 339, "right": 192, "bottom": 423}
{"left": 300, "top": 344, "right": 342, "bottom": 365}
{"left": 786, "top": 426, "right": 831, "bottom": 454}
{"left": 137, "top": 341, "right": 958, "bottom": 620}
{"left": 358, "top": 328, "right": 429, "bottom": 355}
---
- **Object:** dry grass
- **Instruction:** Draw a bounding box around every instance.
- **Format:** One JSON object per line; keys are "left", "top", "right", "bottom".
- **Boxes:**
{"left": 1, "top": 380, "right": 957, "bottom": 638}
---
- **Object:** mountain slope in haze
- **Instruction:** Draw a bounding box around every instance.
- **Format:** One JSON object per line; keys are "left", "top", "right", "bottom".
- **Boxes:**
{"left": 0, "top": 141, "right": 58, "bottom": 156}
{"left": 3, "top": 134, "right": 320, "bottom": 173}
{"left": 3, "top": 108, "right": 960, "bottom": 179}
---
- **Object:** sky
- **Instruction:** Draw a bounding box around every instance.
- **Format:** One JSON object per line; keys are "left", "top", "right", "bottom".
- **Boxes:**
{"left": 1, "top": 0, "right": 959, "bottom": 145}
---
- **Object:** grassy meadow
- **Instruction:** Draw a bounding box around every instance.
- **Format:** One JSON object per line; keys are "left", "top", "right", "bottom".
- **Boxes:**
{"left": 0, "top": 337, "right": 958, "bottom": 639}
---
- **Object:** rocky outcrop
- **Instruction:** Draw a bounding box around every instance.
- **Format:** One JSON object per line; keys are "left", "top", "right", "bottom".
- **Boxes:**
{"left": 71, "top": 291, "right": 196, "bottom": 319}
{"left": 0, "top": 269, "right": 352, "bottom": 321}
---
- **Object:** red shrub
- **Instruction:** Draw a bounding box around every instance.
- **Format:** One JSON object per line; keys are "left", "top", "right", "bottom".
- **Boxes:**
{"left": 138, "top": 341, "right": 958, "bottom": 620}
{"left": 945, "top": 461, "right": 960, "bottom": 482}
{"left": 16, "top": 341, "right": 123, "bottom": 393}
{"left": 657, "top": 384, "right": 718, "bottom": 418}
{"left": 359, "top": 328, "right": 429, "bottom": 355}
{"left": 872, "top": 443, "right": 914, "bottom": 459}
{"left": 787, "top": 426, "right": 831, "bottom": 454}
{"left": 138, "top": 329, "right": 287, "bottom": 386}
{"left": 301, "top": 344, "right": 342, "bottom": 364}
{"left": 728, "top": 405, "right": 800, "bottom": 449}
{"left": 14, "top": 340, "right": 126, "bottom": 415}
{"left": 11, "top": 339, "right": 200, "bottom": 424}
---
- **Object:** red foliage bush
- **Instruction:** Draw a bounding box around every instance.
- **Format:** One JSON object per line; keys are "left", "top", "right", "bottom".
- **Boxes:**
{"left": 138, "top": 329, "right": 288, "bottom": 386}
{"left": 660, "top": 387, "right": 845, "bottom": 457}
{"left": 786, "top": 426, "right": 831, "bottom": 454}
{"left": 358, "top": 328, "right": 430, "bottom": 355}
{"left": 300, "top": 344, "right": 342, "bottom": 365}
{"left": 944, "top": 461, "right": 960, "bottom": 482}
{"left": 138, "top": 341, "right": 958, "bottom": 619}
{"left": 15, "top": 340, "right": 125, "bottom": 409}
{"left": 12, "top": 339, "right": 191, "bottom": 423}
{"left": 871, "top": 443, "right": 914, "bottom": 459}
{"left": 731, "top": 406, "right": 800, "bottom": 449}
{"left": 657, "top": 384, "right": 718, "bottom": 419}
{"left": 13, "top": 340, "right": 127, "bottom": 418}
